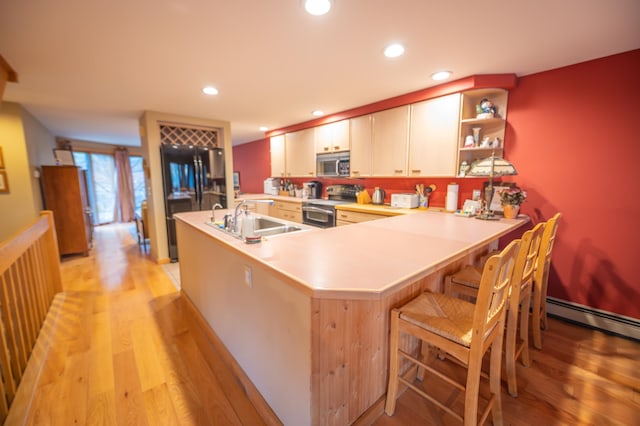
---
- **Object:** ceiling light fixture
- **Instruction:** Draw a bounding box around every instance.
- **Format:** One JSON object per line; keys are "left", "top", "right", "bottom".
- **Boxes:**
{"left": 384, "top": 43, "right": 405, "bottom": 58}
{"left": 259, "top": 126, "right": 268, "bottom": 132}
{"left": 312, "top": 110, "right": 324, "bottom": 117}
{"left": 202, "top": 86, "right": 219, "bottom": 95}
{"left": 305, "top": 0, "right": 332, "bottom": 16}
{"left": 431, "top": 71, "right": 451, "bottom": 81}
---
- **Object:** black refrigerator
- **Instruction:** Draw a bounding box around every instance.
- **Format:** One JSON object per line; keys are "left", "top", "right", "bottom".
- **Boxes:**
{"left": 160, "top": 144, "right": 226, "bottom": 260}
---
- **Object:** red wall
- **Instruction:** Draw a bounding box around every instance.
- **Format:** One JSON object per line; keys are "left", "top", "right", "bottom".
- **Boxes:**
{"left": 506, "top": 49, "right": 640, "bottom": 318}
{"left": 233, "top": 49, "right": 640, "bottom": 318}
{"left": 232, "top": 138, "right": 271, "bottom": 194}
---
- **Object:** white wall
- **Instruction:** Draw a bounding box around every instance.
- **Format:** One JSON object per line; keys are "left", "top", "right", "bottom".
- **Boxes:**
{"left": 177, "top": 219, "right": 312, "bottom": 425}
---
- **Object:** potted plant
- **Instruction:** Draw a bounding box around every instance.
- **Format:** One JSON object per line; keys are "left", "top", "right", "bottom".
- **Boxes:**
{"left": 499, "top": 186, "right": 526, "bottom": 219}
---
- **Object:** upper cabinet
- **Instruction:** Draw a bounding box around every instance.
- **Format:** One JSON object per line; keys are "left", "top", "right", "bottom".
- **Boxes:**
{"left": 268, "top": 84, "right": 510, "bottom": 179}
{"left": 285, "top": 128, "right": 316, "bottom": 177}
{"left": 349, "top": 115, "right": 372, "bottom": 177}
{"left": 270, "top": 130, "right": 316, "bottom": 177}
{"left": 270, "top": 135, "right": 286, "bottom": 177}
{"left": 457, "top": 88, "right": 508, "bottom": 175}
{"left": 371, "top": 105, "right": 410, "bottom": 176}
{"left": 409, "top": 93, "right": 461, "bottom": 177}
{"left": 315, "top": 120, "right": 350, "bottom": 153}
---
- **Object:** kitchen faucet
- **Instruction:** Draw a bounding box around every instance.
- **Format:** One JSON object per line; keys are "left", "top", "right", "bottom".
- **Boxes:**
{"left": 211, "top": 203, "right": 223, "bottom": 222}
{"left": 229, "top": 199, "right": 274, "bottom": 234}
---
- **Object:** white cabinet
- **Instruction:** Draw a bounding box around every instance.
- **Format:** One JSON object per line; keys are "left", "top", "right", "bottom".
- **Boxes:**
{"left": 270, "top": 135, "right": 286, "bottom": 177}
{"left": 315, "top": 120, "right": 350, "bottom": 153}
{"left": 286, "top": 128, "right": 315, "bottom": 177}
{"left": 349, "top": 115, "right": 372, "bottom": 177}
{"left": 371, "top": 106, "right": 410, "bottom": 176}
{"left": 409, "top": 93, "right": 461, "bottom": 177}
{"left": 458, "top": 89, "right": 508, "bottom": 175}
{"left": 270, "top": 130, "right": 315, "bottom": 178}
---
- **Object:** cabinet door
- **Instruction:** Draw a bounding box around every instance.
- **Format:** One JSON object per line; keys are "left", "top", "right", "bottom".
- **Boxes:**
{"left": 315, "top": 120, "right": 350, "bottom": 153}
{"left": 270, "top": 135, "right": 286, "bottom": 177}
{"left": 372, "top": 105, "right": 409, "bottom": 176}
{"left": 285, "top": 128, "right": 315, "bottom": 177}
{"left": 350, "top": 115, "right": 372, "bottom": 177}
{"left": 409, "top": 93, "right": 460, "bottom": 176}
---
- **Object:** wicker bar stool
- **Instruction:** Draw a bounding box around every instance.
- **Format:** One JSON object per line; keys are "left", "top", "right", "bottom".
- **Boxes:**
{"left": 385, "top": 239, "right": 520, "bottom": 425}
{"left": 442, "top": 223, "right": 544, "bottom": 396}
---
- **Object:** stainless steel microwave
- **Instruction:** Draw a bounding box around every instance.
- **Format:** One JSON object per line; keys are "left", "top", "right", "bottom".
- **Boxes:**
{"left": 316, "top": 152, "right": 350, "bottom": 177}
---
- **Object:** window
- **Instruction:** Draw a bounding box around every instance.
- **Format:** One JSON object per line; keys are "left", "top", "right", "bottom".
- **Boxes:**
{"left": 129, "top": 156, "right": 146, "bottom": 216}
{"left": 73, "top": 152, "right": 116, "bottom": 225}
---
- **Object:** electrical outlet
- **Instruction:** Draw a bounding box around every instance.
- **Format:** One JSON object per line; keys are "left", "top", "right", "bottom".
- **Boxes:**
{"left": 244, "top": 265, "right": 252, "bottom": 288}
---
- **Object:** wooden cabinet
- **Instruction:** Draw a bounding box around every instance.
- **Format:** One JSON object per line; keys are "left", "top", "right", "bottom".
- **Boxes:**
{"left": 349, "top": 115, "right": 372, "bottom": 177}
{"left": 40, "top": 166, "right": 92, "bottom": 256}
{"left": 336, "top": 209, "right": 385, "bottom": 226}
{"left": 285, "top": 128, "right": 315, "bottom": 177}
{"left": 409, "top": 94, "right": 461, "bottom": 177}
{"left": 270, "top": 130, "right": 315, "bottom": 178}
{"left": 457, "top": 89, "right": 508, "bottom": 175}
{"left": 315, "top": 120, "right": 350, "bottom": 153}
{"left": 0, "top": 54, "right": 18, "bottom": 101}
{"left": 269, "top": 200, "right": 302, "bottom": 223}
{"left": 371, "top": 106, "right": 410, "bottom": 176}
{"left": 270, "top": 135, "right": 286, "bottom": 177}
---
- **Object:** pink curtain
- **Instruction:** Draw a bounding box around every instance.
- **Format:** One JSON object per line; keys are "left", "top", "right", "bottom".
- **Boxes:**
{"left": 114, "top": 148, "right": 135, "bottom": 222}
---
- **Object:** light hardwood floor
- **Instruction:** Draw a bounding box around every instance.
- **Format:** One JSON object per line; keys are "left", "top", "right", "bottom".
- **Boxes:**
{"left": 11, "top": 223, "right": 640, "bottom": 425}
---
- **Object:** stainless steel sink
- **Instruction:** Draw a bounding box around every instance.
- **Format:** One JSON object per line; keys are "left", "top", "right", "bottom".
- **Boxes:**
{"left": 254, "top": 225, "right": 302, "bottom": 237}
{"left": 253, "top": 217, "right": 284, "bottom": 230}
{"left": 205, "top": 216, "right": 306, "bottom": 241}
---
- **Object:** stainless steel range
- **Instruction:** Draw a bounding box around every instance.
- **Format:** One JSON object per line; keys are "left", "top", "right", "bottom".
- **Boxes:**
{"left": 302, "top": 184, "right": 362, "bottom": 228}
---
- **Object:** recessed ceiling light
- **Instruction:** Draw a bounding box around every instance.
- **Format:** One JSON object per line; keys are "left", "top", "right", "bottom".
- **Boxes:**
{"left": 312, "top": 110, "right": 324, "bottom": 117}
{"left": 305, "top": 0, "right": 332, "bottom": 16}
{"left": 259, "top": 126, "right": 268, "bottom": 131}
{"left": 384, "top": 43, "right": 405, "bottom": 58}
{"left": 202, "top": 86, "right": 219, "bottom": 95}
{"left": 431, "top": 71, "right": 452, "bottom": 81}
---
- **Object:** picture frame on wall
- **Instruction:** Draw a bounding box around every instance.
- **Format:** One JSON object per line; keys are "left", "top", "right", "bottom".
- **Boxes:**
{"left": 484, "top": 181, "right": 516, "bottom": 214}
{"left": 0, "top": 170, "right": 9, "bottom": 193}
{"left": 0, "top": 146, "right": 5, "bottom": 169}
{"left": 53, "top": 148, "right": 75, "bottom": 165}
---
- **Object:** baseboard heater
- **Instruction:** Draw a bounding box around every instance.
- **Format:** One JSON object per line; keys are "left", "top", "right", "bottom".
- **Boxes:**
{"left": 547, "top": 297, "right": 640, "bottom": 342}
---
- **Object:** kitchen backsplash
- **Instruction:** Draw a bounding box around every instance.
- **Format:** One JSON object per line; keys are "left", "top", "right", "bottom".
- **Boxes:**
{"left": 281, "top": 176, "right": 512, "bottom": 209}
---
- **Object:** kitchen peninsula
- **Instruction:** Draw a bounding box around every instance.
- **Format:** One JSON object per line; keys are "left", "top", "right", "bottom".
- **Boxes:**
{"left": 175, "top": 209, "right": 527, "bottom": 425}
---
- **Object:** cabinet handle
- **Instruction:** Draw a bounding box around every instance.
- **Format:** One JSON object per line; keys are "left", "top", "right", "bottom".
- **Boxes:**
{"left": 394, "top": 169, "right": 403, "bottom": 173}
{"left": 411, "top": 169, "right": 421, "bottom": 173}
{"left": 334, "top": 146, "right": 340, "bottom": 150}
{"left": 324, "top": 147, "right": 329, "bottom": 151}
{"left": 352, "top": 170, "right": 359, "bottom": 174}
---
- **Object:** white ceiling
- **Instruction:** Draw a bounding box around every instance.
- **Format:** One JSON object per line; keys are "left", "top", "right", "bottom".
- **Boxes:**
{"left": 1, "top": 0, "right": 639, "bottom": 147}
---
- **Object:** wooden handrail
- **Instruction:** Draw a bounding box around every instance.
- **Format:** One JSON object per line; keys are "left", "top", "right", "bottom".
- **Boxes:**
{"left": 0, "top": 211, "right": 62, "bottom": 422}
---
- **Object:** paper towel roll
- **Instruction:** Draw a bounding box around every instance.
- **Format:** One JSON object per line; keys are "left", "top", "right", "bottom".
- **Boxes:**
{"left": 446, "top": 183, "right": 459, "bottom": 211}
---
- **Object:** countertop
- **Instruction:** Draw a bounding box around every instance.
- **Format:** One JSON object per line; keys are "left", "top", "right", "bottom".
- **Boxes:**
{"left": 238, "top": 193, "right": 430, "bottom": 215}
{"left": 175, "top": 208, "right": 528, "bottom": 300}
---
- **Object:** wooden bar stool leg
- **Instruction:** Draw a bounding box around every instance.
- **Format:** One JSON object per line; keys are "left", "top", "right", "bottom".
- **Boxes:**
{"left": 385, "top": 310, "right": 401, "bottom": 416}
{"left": 490, "top": 332, "right": 505, "bottom": 426}
{"left": 505, "top": 298, "right": 519, "bottom": 397}
{"left": 532, "top": 285, "right": 543, "bottom": 350}
{"left": 520, "top": 289, "right": 532, "bottom": 368}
